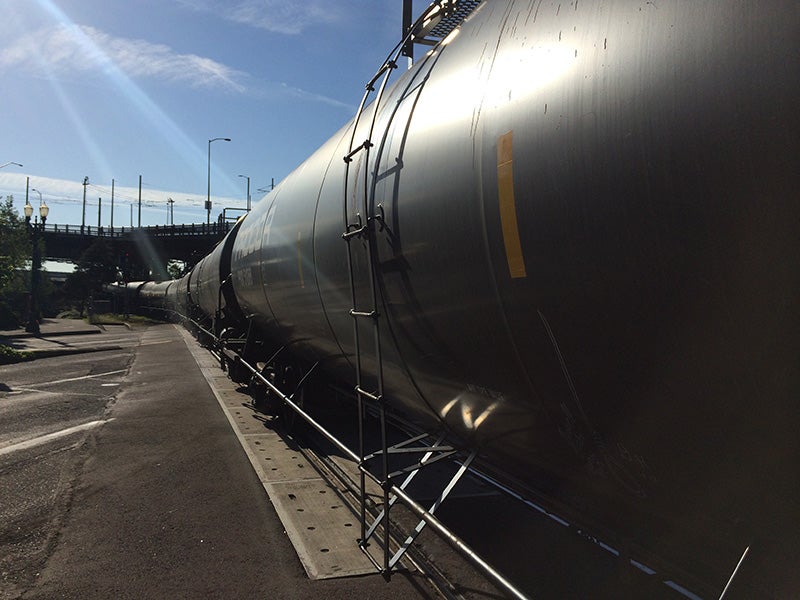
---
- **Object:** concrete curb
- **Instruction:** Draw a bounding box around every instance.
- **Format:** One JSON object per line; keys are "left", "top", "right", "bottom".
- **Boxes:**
{"left": 28, "top": 345, "right": 123, "bottom": 359}
{"left": 0, "top": 345, "right": 124, "bottom": 364}
{"left": 0, "top": 328, "right": 103, "bottom": 340}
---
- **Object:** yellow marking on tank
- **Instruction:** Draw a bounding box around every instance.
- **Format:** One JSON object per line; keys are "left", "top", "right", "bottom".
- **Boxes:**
{"left": 297, "top": 231, "right": 305, "bottom": 288}
{"left": 497, "top": 131, "right": 527, "bottom": 279}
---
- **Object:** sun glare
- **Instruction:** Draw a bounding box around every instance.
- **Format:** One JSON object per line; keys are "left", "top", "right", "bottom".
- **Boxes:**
{"left": 33, "top": 0, "right": 209, "bottom": 178}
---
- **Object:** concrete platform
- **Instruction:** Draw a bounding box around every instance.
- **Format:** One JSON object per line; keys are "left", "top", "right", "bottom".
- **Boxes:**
{"left": 179, "top": 328, "right": 378, "bottom": 580}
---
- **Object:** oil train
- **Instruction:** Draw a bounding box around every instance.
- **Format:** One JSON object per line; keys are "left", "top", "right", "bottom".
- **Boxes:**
{"left": 114, "top": 1, "right": 799, "bottom": 596}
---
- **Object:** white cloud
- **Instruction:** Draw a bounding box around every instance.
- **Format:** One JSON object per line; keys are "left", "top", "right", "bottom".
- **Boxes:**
{"left": 177, "top": 0, "right": 344, "bottom": 35}
{"left": 0, "top": 23, "right": 247, "bottom": 92}
{"left": 274, "top": 81, "right": 354, "bottom": 111}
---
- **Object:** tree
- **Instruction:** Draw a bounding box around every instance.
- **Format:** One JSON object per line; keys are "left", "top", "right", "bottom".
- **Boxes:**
{"left": 166, "top": 259, "right": 186, "bottom": 280}
{"left": 0, "top": 196, "right": 32, "bottom": 327}
{"left": 0, "top": 196, "right": 30, "bottom": 291}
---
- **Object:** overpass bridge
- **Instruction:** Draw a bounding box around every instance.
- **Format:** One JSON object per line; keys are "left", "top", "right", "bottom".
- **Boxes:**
{"left": 41, "top": 221, "right": 232, "bottom": 280}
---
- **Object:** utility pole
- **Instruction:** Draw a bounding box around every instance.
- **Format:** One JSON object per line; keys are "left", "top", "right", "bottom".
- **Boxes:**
{"left": 111, "top": 178, "right": 115, "bottom": 230}
{"left": 138, "top": 175, "right": 142, "bottom": 227}
{"left": 98, "top": 198, "right": 102, "bottom": 228}
{"left": 82, "top": 176, "right": 89, "bottom": 233}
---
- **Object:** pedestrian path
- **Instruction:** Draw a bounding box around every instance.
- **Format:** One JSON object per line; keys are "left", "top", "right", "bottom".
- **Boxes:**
{"left": 0, "top": 318, "right": 120, "bottom": 360}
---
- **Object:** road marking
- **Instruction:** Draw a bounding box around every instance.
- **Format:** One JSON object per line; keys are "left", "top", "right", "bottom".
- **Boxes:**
{"left": 33, "top": 369, "right": 128, "bottom": 387}
{"left": 0, "top": 419, "right": 111, "bottom": 457}
{"left": 138, "top": 339, "right": 174, "bottom": 347}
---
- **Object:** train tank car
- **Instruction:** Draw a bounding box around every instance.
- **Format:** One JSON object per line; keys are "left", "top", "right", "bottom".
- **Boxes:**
{"left": 192, "top": 0, "right": 798, "bottom": 594}
{"left": 190, "top": 217, "right": 245, "bottom": 332}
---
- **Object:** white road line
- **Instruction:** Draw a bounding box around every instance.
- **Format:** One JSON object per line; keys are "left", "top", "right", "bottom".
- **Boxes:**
{"left": 0, "top": 419, "right": 111, "bottom": 457}
{"left": 68, "top": 353, "right": 132, "bottom": 362}
{"left": 32, "top": 369, "right": 128, "bottom": 387}
{"left": 11, "top": 388, "right": 105, "bottom": 397}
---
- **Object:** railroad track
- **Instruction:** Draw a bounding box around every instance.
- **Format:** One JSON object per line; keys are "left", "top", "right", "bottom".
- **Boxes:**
{"left": 196, "top": 332, "right": 713, "bottom": 600}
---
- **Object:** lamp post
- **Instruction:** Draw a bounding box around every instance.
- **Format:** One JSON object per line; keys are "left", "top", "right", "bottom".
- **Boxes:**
{"left": 0, "top": 161, "right": 23, "bottom": 169}
{"left": 167, "top": 197, "right": 175, "bottom": 225}
{"left": 207, "top": 137, "right": 231, "bottom": 225}
{"left": 82, "top": 176, "right": 89, "bottom": 234}
{"left": 23, "top": 197, "right": 49, "bottom": 334}
{"left": 238, "top": 174, "right": 251, "bottom": 212}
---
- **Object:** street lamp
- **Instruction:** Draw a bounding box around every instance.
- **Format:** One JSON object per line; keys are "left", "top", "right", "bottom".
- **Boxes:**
{"left": 23, "top": 197, "right": 49, "bottom": 334}
{"left": 207, "top": 137, "right": 231, "bottom": 225}
{"left": 0, "top": 161, "right": 23, "bottom": 169}
{"left": 238, "top": 174, "right": 251, "bottom": 212}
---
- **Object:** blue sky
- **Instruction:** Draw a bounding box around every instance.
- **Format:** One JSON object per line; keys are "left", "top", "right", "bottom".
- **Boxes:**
{"left": 0, "top": 0, "right": 410, "bottom": 227}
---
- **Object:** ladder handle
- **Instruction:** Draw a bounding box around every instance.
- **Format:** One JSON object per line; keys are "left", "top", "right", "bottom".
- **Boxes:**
{"left": 344, "top": 139, "right": 374, "bottom": 163}
{"left": 366, "top": 60, "right": 398, "bottom": 91}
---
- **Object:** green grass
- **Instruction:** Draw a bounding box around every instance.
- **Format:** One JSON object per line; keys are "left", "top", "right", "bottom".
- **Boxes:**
{"left": 0, "top": 344, "right": 32, "bottom": 365}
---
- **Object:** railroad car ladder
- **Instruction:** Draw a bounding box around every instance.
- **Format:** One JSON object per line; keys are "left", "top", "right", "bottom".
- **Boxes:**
{"left": 341, "top": 0, "right": 478, "bottom": 578}
{"left": 341, "top": 41, "right": 398, "bottom": 576}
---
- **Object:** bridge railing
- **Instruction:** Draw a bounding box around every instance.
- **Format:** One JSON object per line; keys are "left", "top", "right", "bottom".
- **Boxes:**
{"left": 42, "top": 222, "right": 231, "bottom": 238}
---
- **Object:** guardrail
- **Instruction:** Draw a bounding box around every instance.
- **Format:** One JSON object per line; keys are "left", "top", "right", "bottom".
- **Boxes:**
{"left": 42, "top": 222, "right": 232, "bottom": 238}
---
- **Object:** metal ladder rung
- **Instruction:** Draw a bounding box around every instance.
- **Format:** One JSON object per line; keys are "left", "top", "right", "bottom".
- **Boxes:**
{"left": 344, "top": 139, "right": 373, "bottom": 163}
{"left": 342, "top": 225, "right": 367, "bottom": 240}
{"left": 366, "top": 60, "right": 398, "bottom": 91}
{"left": 355, "top": 386, "right": 382, "bottom": 402}
{"left": 350, "top": 310, "right": 378, "bottom": 319}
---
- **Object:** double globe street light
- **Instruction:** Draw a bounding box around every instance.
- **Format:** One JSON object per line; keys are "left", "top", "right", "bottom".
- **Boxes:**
{"left": 23, "top": 196, "right": 50, "bottom": 334}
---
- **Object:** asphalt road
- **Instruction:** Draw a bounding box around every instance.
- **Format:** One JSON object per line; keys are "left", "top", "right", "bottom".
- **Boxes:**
{"left": 1, "top": 326, "right": 141, "bottom": 599}
{"left": 0, "top": 324, "right": 434, "bottom": 600}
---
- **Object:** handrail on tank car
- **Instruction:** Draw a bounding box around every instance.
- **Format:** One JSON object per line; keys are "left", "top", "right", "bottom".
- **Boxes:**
{"left": 229, "top": 348, "right": 529, "bottom": 600}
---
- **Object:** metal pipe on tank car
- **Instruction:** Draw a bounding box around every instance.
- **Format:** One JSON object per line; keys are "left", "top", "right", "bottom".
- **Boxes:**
{"left": 235, "top": 351, "right": 529, "bottom": 600}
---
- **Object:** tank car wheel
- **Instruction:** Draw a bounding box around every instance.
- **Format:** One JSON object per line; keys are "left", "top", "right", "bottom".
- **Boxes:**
{"left": 249, "top": 363, "right": 279, "bottom": 414}
{"left": 278, "top": 364, "right": 305, "bottom": 433}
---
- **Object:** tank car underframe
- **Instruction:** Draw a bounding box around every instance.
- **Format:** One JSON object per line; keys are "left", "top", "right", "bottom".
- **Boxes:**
{"left": 200, "top": 317, "right": 723, "bottom": 600}
{"left": 217, "top": 329, "right": 528, "bottom": 600}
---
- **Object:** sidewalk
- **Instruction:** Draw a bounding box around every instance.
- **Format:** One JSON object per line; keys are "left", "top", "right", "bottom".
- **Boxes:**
{"left": 0, "top": 317, "right": 109, "bottom": 359}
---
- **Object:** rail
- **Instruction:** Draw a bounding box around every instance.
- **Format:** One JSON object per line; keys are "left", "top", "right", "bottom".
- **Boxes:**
{"left": 233, "top": 347, "right": 530, "bottom": 600}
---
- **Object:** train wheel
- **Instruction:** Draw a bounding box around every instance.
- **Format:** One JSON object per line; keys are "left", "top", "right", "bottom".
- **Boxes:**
{"left": 278, "top": 364, "right": 305, "bottom": 433}
{"left": 250, "top": 363, "right": 278, "bottom": 414}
